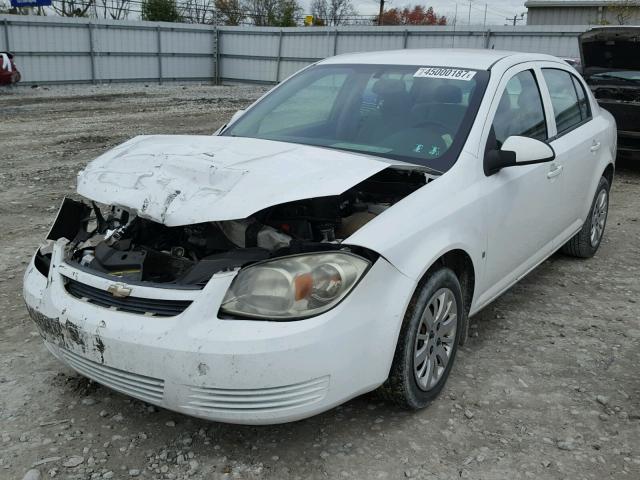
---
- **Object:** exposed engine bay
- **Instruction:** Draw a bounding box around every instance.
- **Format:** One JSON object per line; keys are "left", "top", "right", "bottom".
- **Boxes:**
{"left": 37, "top": 168, "right": 430, "bottom": 286}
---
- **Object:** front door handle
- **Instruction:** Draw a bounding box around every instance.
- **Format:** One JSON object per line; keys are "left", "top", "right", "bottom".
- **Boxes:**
{"left": 590, "top": 141, "right": 601, "bottom": 153}
{"left": 547, "top": 163, "right": 563, "bottom": 179}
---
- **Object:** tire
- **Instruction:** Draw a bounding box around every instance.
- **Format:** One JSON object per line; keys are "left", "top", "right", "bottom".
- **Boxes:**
{"left": 561, "top": 176, "right": 610, "bottom": 258}
{"left": 381, "top": 267, "right": 464, "bottom": 409}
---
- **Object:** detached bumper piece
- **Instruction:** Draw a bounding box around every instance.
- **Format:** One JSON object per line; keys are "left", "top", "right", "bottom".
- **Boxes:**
{"left": 64, "top": 277, "right": 192, "bottom": 317}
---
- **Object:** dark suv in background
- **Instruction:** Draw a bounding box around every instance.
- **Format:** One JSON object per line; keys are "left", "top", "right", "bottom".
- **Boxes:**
{"left": 580, "top": 27, "right": 640, "bottom": 158}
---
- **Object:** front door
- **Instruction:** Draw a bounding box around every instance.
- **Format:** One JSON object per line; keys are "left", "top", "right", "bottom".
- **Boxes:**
{"left": 479, "top": 65, "right": 565, "bottom": 300}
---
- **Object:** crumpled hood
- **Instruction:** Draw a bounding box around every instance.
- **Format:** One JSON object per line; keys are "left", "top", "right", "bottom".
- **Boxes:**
{"left": 77, "top": 135, "right": 391, "bottom": 226}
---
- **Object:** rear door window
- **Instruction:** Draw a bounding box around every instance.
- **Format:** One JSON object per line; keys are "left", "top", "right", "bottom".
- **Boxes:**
{"left": 571, "top": 75, "right": 591, "bottom": 121}
{"left": 542, "top": 69, "right": 587, "bottom": 135}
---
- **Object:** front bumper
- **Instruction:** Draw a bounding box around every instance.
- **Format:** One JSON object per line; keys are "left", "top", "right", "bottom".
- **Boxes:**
{"left": 24, "top": 241, "right": 414, "bottom": 424}
{"left": 596, "top": 99, "right": 640, "bottom": 153}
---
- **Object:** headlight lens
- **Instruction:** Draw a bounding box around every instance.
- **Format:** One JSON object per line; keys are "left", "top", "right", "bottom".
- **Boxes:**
{"left": 220, "top": 252, "right": 370, "bottom": 320}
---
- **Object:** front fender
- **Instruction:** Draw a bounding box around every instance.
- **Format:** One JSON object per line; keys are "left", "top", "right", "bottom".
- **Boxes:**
{"left": 346, "top": 158, "right": 486, "bottom": 311}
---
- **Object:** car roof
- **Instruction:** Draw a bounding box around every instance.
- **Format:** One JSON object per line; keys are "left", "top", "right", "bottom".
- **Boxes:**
{"left": 319, "top": 48, "right": 560, "bottom": 70}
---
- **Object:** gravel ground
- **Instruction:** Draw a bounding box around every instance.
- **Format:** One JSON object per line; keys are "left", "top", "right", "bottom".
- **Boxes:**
{"left": 1, "top": 83, "right": 639, "bottom": 480}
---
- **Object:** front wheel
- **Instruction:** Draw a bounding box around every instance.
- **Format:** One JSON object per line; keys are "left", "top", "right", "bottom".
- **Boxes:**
{"left": 561, "top": 176, "right": 610, "bottom": 258}
{"left": 381, "top": 267, "right": 464, "bottom": 409}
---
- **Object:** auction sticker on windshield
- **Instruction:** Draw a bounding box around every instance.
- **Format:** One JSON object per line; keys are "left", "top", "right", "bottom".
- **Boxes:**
{"left": 414, "top": 67, "right": 477, "bottom": 81}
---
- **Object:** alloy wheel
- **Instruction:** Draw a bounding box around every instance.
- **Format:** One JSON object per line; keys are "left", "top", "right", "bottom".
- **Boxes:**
{"left": 590, "top": 189, "right": 608, "bottom": 248}
{"left": 413, "top": 288, "right": 457, "bottom": 391}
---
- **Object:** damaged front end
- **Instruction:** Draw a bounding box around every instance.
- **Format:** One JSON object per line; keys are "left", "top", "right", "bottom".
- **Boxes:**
{"left": 33, "top": 165, "right": 430, "bottom": 319}
{"left": 23, "top": 134, "right": 433, "bottom": 423}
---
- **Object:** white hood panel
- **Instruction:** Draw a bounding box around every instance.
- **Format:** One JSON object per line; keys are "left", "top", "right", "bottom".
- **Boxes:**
{"left": 77, "top": 135, "right": 390, "bottom": 226}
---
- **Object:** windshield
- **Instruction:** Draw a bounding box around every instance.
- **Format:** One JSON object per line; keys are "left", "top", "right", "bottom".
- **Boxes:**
{"left": 590, "top": 70, "right": 640, "bottom": 83}
{"left": 222, "top": 64, "right": 489, "bottom": 172}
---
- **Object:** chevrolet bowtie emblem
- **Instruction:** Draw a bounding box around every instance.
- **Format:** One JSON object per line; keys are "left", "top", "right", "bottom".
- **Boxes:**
{"left": 107, "top": 283, "right": 132, "bottom": 298}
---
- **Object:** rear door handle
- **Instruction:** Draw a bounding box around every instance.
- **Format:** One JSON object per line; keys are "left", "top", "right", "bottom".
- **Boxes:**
{"left": 590, "top": 141, "right": 601, "bottom": 152}
{"left": 547, "top": 163, "right": 563, "bottom": 179}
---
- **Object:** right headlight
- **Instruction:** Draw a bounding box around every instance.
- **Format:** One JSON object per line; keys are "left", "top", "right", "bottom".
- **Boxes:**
{"left": 219, "top": 252, "right": 371, "bottom": 320}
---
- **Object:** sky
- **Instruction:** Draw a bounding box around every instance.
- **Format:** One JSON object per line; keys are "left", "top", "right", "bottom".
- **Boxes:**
{"left": 323, "top": 0, "right": 530, "bottom": 25}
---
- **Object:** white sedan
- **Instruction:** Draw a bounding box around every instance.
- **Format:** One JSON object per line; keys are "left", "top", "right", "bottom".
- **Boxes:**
{"left": 24, "top": 49, "right": 616, "bottom": 424}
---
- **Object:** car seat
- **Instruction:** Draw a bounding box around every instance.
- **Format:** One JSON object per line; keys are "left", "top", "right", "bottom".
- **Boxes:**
{"left": 356, "top": 78, "right": 411, "bottom": 144}
{"left": 410, "top": 84, "right": 466, "bottom": 134}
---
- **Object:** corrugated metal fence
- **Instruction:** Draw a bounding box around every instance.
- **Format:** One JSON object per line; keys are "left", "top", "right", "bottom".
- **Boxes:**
{"left": 218, "top": 25, "right": 589, "bottom": 84}
{"left": 0, "top": 15, "right": 217, "bottom": 84}
{"left": 0, "top": 15, "right": 590, "bottom": 86}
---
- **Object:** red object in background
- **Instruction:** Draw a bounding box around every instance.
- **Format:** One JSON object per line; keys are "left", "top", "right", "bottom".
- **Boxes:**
{"left": 0, "top": 52, "right": 21, "bottom": 85}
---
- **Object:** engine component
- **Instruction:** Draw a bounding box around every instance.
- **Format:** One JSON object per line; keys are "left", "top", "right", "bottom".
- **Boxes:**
{"left": 338, "top": 212, "right": 377, "bottom": 239}
{"left": 178, "top": 248, "right": 270, "bottom": 285}
{"left": 367, "top": 203, "right": 391, "bottom": 215}
{"left": 218, "top": 220, "right": 292, "bottom": 251}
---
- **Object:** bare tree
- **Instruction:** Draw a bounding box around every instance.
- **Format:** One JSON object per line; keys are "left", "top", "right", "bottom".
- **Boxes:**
{"left": 311, "top": 0, "right": 328, "bottom": 24}
{"left": 311, "top": 0, "right": 356, "bottom": 26}
{"left": 52, "top": 0, "right": 95, "bottom": 17}
{"left": 243, "top": 0, "right": 301, "bottom": 26}
{"left": 244, "top": 0, "right": 278, "bottom": 26}
{"left": 181, "top": 0, "right": 215, "bottom": 23}
{"left": 214, "top": 0, "right": 246, "bottom": 25}
{"left": 608, "top": 0, "right": 640, "bottom": 24}
{"left": 97, "top": 0, "right": 131, "bottom": 19}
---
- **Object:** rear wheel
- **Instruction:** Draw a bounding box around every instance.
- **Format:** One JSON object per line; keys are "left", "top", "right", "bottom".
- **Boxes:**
{"left": 561, "top": 176, "right": 610, "bottom": 258}
{"left": 381, "top": 267, "right": 464, "bottom": 409}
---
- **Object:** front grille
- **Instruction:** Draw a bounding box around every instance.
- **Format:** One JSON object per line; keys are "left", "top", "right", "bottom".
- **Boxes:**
{"left": 596, "top": 100, "right": 638, "bottom": 132}
{"left": 182, "top": 376, "right": 330, "bottom": 413}
{"left": 618, "top": 131, "right": 640, "bottom": 151}
{"left": 64, "top": 277, "right": 191, "bottom": 317}
{"left": 61, "top": 348, "right": 165, "bottom": 404}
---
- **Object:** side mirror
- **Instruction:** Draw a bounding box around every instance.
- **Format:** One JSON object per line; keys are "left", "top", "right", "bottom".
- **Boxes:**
{"left": 484, "top": 136, "right": 555, "bottom": 176}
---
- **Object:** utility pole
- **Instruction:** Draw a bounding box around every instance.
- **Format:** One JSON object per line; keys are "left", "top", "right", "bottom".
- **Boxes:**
{"left": 483, "top": 3, "right": 487, "bottom": 27}
{"left": 378, "top": 0, "right": 385, "bottom": 26}
{"left": 468, "top": 0, "right": 472, "bottom": 25}
{"left": 452, "top": 3, "right": 458, "bottom": 47}
{"left": 506, "top": 13, "right": 525, "bottom": 26}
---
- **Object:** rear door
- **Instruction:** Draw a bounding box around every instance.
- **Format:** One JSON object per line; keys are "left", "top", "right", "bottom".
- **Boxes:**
{"left": 537, "top": 64, "right": 606, "bottom": 239}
